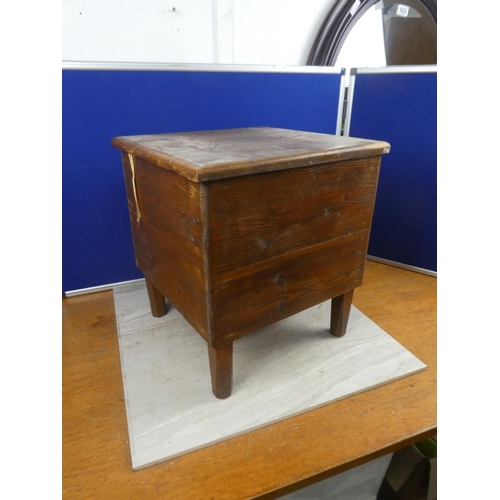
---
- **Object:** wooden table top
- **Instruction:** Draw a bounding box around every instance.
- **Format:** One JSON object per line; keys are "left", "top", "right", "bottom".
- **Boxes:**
{"left": 111, "top": 127, "right": 390, "bottom": 182}
{"left": 62, "top": 260, "right": 436, "bottom": 499}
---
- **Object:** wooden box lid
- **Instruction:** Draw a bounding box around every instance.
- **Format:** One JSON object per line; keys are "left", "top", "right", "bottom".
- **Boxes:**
{"left": 111, "top": 127, "right": 390, "bottom": 183}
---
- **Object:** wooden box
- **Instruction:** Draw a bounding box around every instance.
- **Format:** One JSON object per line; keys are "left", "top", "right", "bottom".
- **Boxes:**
{"left": 112, "top": 127, "right": 390, "bottom": 398}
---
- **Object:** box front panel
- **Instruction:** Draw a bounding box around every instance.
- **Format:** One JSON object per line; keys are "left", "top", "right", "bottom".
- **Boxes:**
{"left": 209, "top": 157, "right": 381, "bottom": 277}
{"left": 208, "top": 157, "right": 381, "bottom": 344}
{"left": 212, "top": 230, "right": 370, "bottom": 345}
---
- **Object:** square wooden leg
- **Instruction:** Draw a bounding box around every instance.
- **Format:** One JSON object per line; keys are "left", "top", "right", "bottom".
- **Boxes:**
{"left": 145, "top": 277, "right": 167, "bottom": 317}
{"left": 330, "top": 290, "right": 354, "bottom": 338}
{"left": 208, "top": 342, "right": 233, "bottom": 399}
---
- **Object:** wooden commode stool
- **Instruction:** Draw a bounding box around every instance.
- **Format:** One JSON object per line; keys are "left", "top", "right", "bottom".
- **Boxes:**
{"left": 112, "top": 127, "right": 390, "bottom": 399}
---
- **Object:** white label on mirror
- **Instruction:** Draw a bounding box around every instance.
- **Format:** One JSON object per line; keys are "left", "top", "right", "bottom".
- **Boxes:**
{"left": 396, "top": 4, "right": 410, "bottom": 17}
{"left": 349, "top": 0, "right": 361, "bottom": 16}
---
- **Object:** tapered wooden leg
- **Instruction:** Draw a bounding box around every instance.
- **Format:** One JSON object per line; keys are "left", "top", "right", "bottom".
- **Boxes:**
{"left": 208, "top": 342, "right": 233, "bottom": 399}
{"left": 330, "top": 290, "right": 354, "bottom": 338}
{"left": 145, "top": 278, "right": 167, "bottom": 317}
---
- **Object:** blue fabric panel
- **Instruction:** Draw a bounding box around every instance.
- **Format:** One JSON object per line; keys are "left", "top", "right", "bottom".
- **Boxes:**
{"left": 349, "top": 72, "right": 437, "bottom": 272}
{"left": 62, "top": 70, "right": 341, "bottom": 292}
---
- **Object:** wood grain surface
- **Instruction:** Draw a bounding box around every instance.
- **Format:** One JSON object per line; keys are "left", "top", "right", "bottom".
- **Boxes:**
{"left": 211, "top": 230, "right": 368, "bottom": 345}
{"left": 144, "top": 278, "right": 167, "bottom": 318}
{"left": 112, "top": 127, "right": 390, "bottom": 182}
{"left": 207, "top": 157, "right": 379, "bottom": 345}
{"left": 117, "top": 129, "right": 389, "bottom": 396}
{"left": 208, "top": 157, "right": 381, "bottom": 276}
{"left": 62, "top": 261, "right": 436, "bottom": 500}
{"left": 122, "top": 154, "right": 209, "bottom": 339}
{"left": 330, "top": 290, "right": 355, "bottom": 338}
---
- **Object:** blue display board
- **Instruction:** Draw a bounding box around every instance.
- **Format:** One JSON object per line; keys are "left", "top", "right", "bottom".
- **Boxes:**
{"left": 63, "top": 69, "right": 342, "bottom": 292}
{"left": 348, "top": 70, "right": 437, "bottom": 273}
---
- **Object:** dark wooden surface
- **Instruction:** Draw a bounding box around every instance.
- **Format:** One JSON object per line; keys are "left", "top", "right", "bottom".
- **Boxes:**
{"left": 122, "top": 153, "right": 209, "bottom": 339}
{"left": 330, "top": 290, "right": 354, "bottom": 337}
{"left": 208, "top": 156, "right": 381, "bottom": 345}
{"left": 208, "top": 157, "right": 381, "bottom": 276}
{"left": 145, "top": 278, "right": 167, "bottom": 318}
{"left": 117, "top": 129, "right": 388, "bottom": 397}
{"left": 208, "top": 342, "right": 234, "bottom": 400}
{"left": 212, "top": 230, "right": 368, "bottom": 344}
{"left": 112, "top": 127, "right": 390, "bottom": 182}
{"left": 62, "top": 261, "right": 437, "bottom": 499}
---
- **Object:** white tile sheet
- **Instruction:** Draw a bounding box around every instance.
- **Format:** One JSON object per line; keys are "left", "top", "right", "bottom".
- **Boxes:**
{"left": 113, "top": 281, "right": 425, "bottom": 470}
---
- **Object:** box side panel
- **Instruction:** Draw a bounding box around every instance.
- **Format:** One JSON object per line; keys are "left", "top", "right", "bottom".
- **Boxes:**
{"left": 122, "top": 153, "right": 208, "bottom": 339}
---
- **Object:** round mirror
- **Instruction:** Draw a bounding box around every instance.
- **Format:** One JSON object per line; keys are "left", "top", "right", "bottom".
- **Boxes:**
{"left": 308, "top": 0, "right": 437, "bottom": 67}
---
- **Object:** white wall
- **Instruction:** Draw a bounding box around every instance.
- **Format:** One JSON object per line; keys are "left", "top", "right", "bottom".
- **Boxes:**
{"left": 336, "top": 3, "right": 386, "bottom": 69}
{"left": 62, "top": 0, "right": 215, "bottom": 63}
{"left": 229, "top": 0, "right": 334, "bottom": 65}
{"left": 62, "top": 0, "right": 334, "bottom": 65}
